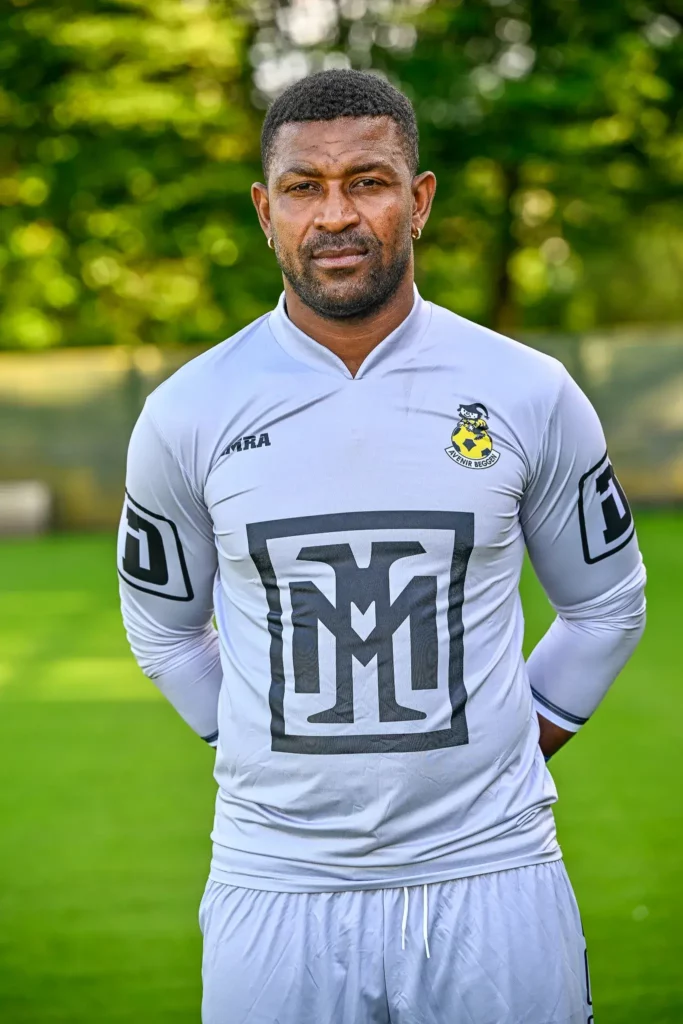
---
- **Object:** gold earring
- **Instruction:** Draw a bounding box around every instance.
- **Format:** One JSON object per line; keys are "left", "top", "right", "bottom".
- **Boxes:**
{"left": 412, "top": 226, "right": 422, "bottom": 241}
{"left": 267, "top": 236, "right": 275, "bottom": 249}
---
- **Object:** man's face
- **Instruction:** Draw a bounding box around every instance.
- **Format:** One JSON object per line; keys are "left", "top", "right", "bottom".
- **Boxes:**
{"left": 260, "top": 117, "right": 416, "bottom": 320}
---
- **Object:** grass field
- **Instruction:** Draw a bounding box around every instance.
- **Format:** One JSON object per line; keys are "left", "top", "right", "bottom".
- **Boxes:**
{"left": 0, "top": 513, "right": 681, "bottom": 1023}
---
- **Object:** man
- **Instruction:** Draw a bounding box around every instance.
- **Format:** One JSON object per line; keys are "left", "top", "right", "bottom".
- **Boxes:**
{"left": 118, "top": 69, "right": 646, "bottom": 1023}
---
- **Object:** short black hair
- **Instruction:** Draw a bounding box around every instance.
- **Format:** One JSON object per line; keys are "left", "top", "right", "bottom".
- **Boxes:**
{"left": 261, "top": 69, "right": 419, "bottom": 179}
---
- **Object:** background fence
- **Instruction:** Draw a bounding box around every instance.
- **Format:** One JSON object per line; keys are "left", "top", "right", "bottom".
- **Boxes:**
{"left": 2, "top": 326, "right": 682, "bottom": 530}
{"left": 0, "top": 344, "right": 204, "bottom": 530}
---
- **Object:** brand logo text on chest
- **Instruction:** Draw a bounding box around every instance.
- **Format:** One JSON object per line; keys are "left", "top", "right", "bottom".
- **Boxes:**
{"left": 222, "top": 432, "right": 271, "bottom": 456}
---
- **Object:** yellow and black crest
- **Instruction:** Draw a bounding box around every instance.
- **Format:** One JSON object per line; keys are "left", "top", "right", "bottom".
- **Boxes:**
{"left": 445, "top": 402, "right": 500, "bottom": 470}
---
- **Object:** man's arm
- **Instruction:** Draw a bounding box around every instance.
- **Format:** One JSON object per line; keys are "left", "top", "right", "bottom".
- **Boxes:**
{"left": 537, "top": 716, "right": 574, "bottom": 760}
{"left": 520, "top": 369, "right": 646, "bottom": 759}
{"left": 117, "top": 402, "right": 222, "bottom": 746}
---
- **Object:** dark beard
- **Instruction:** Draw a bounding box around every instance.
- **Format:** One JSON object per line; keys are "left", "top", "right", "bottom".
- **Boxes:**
{"left": 275, "top": 231, "right": 412, "bottom": 321}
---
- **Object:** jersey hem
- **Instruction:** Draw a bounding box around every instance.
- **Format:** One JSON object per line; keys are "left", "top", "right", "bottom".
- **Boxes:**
{"left": 207, "top": 848, "right": 563, "bottom": 894}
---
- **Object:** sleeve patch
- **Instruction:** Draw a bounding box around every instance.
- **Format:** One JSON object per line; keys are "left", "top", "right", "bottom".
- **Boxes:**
{"left": 578, "top": 452, "right": 635, "bottom": 565}
{"left": 117, "top": 492, "right": 193, "bottom": 601}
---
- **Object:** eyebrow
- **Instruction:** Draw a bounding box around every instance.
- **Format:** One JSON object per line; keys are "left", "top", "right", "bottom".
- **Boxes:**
{"left": 276, "top": 160, "right": 396, "bottom": 184}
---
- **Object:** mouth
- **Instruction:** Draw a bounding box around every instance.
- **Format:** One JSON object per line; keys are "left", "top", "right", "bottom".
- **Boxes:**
{"left": 310, "top": 247, "right": 369, "bottom": 270}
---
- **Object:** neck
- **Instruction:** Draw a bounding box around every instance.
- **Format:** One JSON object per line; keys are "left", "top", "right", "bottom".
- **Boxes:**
{"left": 283, "top": 274, "right": 416, "bottom": 377}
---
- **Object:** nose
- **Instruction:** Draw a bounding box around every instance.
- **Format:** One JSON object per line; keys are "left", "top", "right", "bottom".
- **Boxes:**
{"left": 312, "top": 182, "right": 360, "bottom": 234}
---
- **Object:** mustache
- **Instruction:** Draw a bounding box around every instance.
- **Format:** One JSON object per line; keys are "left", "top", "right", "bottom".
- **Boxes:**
{"left": 301, "top": 232, "right": 382, "bottom": 257}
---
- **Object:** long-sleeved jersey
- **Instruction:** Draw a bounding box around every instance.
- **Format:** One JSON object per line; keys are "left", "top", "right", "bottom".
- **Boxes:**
{"left": 118, "top": 287, "right": 646, "bottom": 892}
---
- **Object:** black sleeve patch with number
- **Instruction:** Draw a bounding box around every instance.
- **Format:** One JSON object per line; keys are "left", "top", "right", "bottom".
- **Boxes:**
{"left": 578, "top": 451, "right": 635, "bottom": 565}
{"left": 117, "top": 492, "right": 193, "bottom": 601}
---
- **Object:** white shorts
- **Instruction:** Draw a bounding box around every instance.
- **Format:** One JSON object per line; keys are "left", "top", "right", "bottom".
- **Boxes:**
{"left": 199, "top": 860, "right": 593, "bottom": 1024}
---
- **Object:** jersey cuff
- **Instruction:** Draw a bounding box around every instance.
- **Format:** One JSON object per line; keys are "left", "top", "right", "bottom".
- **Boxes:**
{"left": 202, "top": 729, "right": 219, "bottom": 747}
{"left": 531, "top": 688, "right": 587, "bottom": 734}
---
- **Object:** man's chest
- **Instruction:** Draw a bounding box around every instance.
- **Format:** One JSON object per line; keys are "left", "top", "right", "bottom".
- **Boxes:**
{"left": 201, "top": 375, "right": 532, "bottom": 753}
{"left": 200, "top": 378, "right": 532, "bottom": 632}
{"left": 204, "top": 378, "right": 528, "bottom": 533}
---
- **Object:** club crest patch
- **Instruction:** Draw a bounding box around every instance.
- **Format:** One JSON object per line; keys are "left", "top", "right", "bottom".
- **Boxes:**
{"left": 445, "top": 402, "right": 500, "bottom": 470}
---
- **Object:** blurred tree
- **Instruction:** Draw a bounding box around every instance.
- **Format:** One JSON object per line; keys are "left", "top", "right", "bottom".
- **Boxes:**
{"left": 0, "top": 0, "right": 270, "bottom": 349}
{"left": 249, "top": 0, "right": 683, "bottom": 332}
{"left": 1, "top": 0, "right": 682, "bottom": 349}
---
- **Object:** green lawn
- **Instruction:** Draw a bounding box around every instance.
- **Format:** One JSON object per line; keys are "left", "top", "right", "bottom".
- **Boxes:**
{"left": 0, "top": 514, "right": 681, "bottom": 1023}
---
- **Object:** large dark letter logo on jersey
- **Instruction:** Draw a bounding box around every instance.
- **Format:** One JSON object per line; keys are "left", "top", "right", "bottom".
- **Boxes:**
{"left": 117, "top": 493, "right": 193, "bottom": 600}
{"left": 248, "top": 511, "right": 473, "bottom": 754}
{"left": 578, "top": 452, "right": 634, "bottom": 564}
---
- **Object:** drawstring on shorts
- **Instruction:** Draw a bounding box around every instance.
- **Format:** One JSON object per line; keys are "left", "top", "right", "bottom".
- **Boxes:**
{"left": 400, "top": 884, "right": 431, "bottom": 959}
{"left": 401, "top": 888, "right": 409, "bottom": 951}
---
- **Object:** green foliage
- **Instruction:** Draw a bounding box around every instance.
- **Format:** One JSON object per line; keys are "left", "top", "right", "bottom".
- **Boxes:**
{"left": 0, "top": 0, "right": 274, "bottom": 349}
{"left": 1, "top": 0, "right": 683, "bottom": 349}
{"left": 402, "top": 0, "right": 683, "bottom": 329}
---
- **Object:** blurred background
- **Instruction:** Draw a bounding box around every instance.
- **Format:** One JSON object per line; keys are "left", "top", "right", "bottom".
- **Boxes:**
{"left": 0, "top": 0, "right": 681, "bottom": 1021}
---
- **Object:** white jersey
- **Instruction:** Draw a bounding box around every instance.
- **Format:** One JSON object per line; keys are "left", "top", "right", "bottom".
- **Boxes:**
{"left": 118, "top": 288, "right": 645, "bottom": 892}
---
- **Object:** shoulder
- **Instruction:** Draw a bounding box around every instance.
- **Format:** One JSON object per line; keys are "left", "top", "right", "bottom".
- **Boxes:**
{"left": 427, "top": 300, "right": 567, "bottom": 406}
{"left": 424, "top": 301, "right": 576, "bottom": 478}
{"left": 136, "top": 311, "right": 274, "bottom": 485}
{"left": 149, "top": 313, "right": 270, "bottom": 410}
{"left": 143, "top": 312, "right": 271, "bottom": 437}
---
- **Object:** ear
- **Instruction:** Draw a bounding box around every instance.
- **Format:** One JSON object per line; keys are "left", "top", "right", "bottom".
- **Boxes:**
{"left": 411, "top": 170, "right": 437, "bottom": 237}
{"left": 251, "top": 182, "right": 272, "bottom": 241}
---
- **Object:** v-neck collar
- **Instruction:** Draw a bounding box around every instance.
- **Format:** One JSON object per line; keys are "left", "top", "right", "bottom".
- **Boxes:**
{"left": 267, "top": 284, "right": 432, "bottom": 379}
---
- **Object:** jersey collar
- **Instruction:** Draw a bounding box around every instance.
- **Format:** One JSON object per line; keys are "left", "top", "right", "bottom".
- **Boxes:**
{"left": 267, "top": 284, "right": 432, "bottom": 379}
